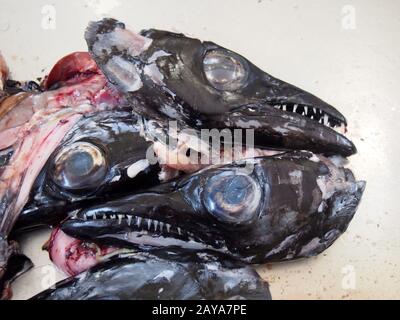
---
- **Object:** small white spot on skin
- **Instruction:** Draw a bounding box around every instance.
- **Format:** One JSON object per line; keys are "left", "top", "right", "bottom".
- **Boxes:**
{"left": 154, "top": 270, "right": 175, "bottom": 281}
{"left": 110, "top": 175, "right": 121, "bottom": 182}
{"left": 273, "top": 126, "right": 289, "bottom": 134}
{"left": 309, "top": 154, "right": 320, "bottom": 162}
{"left": 234, "top": 119, "right": 263, "bottom": 129}
{"left": 289, "top": 170, "right": 302, "bottom": 185}
{"left": 127, "top": 159, "right": 150, "bottom": 178}
{"left": 160, "top": 104, "right": 180, "bottom": 119}
{"left": 206, "top": 263, "right": 219, "bottom": 271}
{"left": 148, "top": 50, "right": 170, "bottom": 63}
{"left": 274, "top": 123, "right": 304, "bottom": 135}
{"left": 143, "top": 63, "right": 164, "bottom": 85}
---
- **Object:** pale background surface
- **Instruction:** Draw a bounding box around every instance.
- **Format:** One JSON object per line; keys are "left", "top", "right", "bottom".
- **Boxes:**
{"left": 0, "top": 0, "right": 399, "bottom": 299}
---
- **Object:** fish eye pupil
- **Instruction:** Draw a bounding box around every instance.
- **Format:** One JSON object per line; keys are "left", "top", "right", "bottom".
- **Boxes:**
{"left": 223, "top": 176, "right": 251, "bottom": 205}
{"left": 202, "top": 172, "right": 261, "bottom": 224}
{"left": 64, "top": 152, "right": 94, "bottom": 177}
{"left": 203, "top": 50, "right": 248, "bottom": 91}
{"left": 51, "top": 142, "right": 107, "bottom": 191}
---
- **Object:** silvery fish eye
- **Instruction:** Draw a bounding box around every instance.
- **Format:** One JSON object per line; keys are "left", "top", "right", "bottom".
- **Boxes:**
{"left": 203, "top": 49, "right": 249, "bottom": 91}
{"left": 202, "top": 171, "right": 262, "bottom": 224}
{"left": 50, "top": 141, "right": 108, "bottom": 190}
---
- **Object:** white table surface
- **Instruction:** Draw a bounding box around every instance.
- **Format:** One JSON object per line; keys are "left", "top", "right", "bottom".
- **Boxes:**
{"left": 1, "top": 0, "right": 399, "bottom": 300}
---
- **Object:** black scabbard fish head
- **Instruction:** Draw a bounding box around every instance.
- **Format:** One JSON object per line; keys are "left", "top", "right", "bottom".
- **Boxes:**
{"left": 85, "top": 18, "right": 355, "bottom": 157}
{"left": 32, "top": 250, "right": 271, "bottom": 300}
{"left": 15, "top": 110, "right": 160, "bottom": 232}
{"left": 61, "top": 151, "right": 365, "bottom": 263}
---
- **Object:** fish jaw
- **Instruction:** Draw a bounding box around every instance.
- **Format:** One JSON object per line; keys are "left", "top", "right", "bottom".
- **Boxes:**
{"left": 61, "top": 152, "right": 365, "bottom": 264}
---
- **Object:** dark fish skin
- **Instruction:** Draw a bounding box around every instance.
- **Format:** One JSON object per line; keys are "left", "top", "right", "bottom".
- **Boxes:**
{"left": 14, "top": 110, "right": 159, "bottom": 233}
{"left": 31, "top": 250, "right": 271, "bottom": 300}
{"left": 0, "top": 239, "right": 33, "bottom": 299}
{"left": 85, "top": 18, "right": 355, "bottom": 157}
{"left": 61, "top": 151, "right": 365, "bottom": 264}
{"left": 3, "top": 79, "right": 42, "bottom": 96}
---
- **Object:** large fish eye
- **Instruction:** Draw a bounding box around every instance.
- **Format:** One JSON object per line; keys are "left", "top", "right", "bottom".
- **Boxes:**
{"left": 203, "top": 49, "right": 248, "bottom": 91}
{"left": 50, "top": 142, "right": 108, "bottom": 190}
{"left": 202, "top": 171, "right": 261, "bottom": 224}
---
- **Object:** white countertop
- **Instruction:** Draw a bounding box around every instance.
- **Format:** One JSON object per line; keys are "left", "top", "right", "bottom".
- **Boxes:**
{"left": 1, "top": 0, "right": 399, "bottom": 299}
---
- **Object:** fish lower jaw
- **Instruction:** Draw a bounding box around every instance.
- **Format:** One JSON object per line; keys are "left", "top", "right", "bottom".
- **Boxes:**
{"left": 111, "top": 231, "right": 220, "bottom": 251}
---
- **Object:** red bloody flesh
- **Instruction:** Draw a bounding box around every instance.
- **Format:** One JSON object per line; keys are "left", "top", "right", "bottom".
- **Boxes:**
{"left": 46, "top": 227, "right": 117, "bottom": 276}
{"left": 43, "top": 52, "right": 100, "bottom": 89}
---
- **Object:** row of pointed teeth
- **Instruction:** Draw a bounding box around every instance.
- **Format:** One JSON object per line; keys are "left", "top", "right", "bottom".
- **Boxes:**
{"left": 81, "top": 213, "right": 196, "bottom": 239}
{"left": 273, "top": 104, "right": 345, "bottom": 130}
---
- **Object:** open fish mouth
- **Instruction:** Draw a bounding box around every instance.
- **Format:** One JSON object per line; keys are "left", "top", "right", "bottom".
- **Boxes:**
{"left": 85, "top": 18, "right": 355, "bottom": 156}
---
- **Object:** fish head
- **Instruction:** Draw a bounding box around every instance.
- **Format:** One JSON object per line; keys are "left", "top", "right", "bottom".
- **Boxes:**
{"left": 85, "top": 18, "right": 355, "bottom": 156}
{"left": 32, "top": 249, "right": 271, "bottom": 300}
{"left": 61, "top": 152, "right": 365, "bottom": 263}
{"left": 14, "top": 110, "right": 158, "bottom": 232}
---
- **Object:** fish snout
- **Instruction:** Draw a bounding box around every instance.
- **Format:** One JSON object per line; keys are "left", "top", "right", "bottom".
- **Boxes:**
{"left": 325, "top": 180, "right": 366, "bottom": 232}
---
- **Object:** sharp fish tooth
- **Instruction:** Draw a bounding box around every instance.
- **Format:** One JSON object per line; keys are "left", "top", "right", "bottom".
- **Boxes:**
{"left": 83, "top": 214, "right": 87, "bottom": 221}
{"left": 313, "top": 107, "right": 317, "bottom": 113}
{"left": 304, "top": 106, "right": 308, "bottom": 115}
{"left": 92, "top": 214, "right": 97, "bottom": 220}
{"left": 177, "top": 227, "right": 182, "bottom": 235}
{"left": 282, "top": 104, "right": 286, "bottom": 111}
{"left": 153, "top": 220, "right": 159, "bottom": 231}
{"left": 159, "top": 222, "right": 164, "bottom": 232}
{"left": 324, "top": 114, "right": 329, "bottom": 126}
{"left": 118, "top": 214, "right": 123, "bottom": 224}
{"left": 147, "top": 219, "right": 152, "bottom": 230}
{"left": 136, "top": 216, "right": 142, "bottom": 227}
{"left": 127, "top": 215, "right": 132, "bottom": 226}
{"left": 293, "top": 104, "right": 298, "bottom": 112}
{"left": 166, "top": 224, "right": 171, "bottom": 233}
{"left": 103, "top": 214, "right": 107, "bottom": 220}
